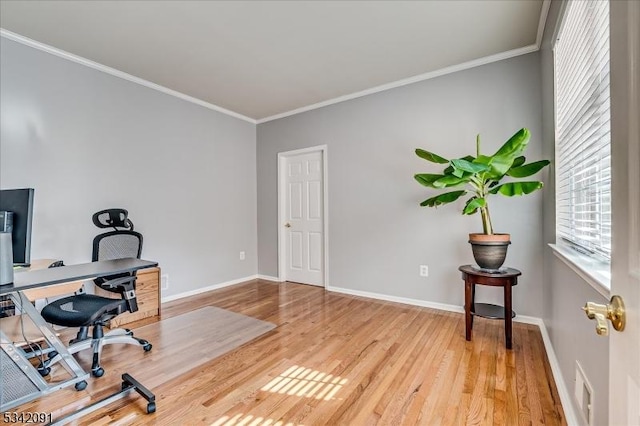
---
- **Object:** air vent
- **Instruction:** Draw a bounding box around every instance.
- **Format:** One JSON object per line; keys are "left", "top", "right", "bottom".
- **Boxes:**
{"left": 575, "top": 361, "right": 594, "bottom": 426}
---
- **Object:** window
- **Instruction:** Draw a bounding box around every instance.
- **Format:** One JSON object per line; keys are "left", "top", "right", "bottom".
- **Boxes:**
{"left": 554, "top": 0, "right": 611, "bottom": 262}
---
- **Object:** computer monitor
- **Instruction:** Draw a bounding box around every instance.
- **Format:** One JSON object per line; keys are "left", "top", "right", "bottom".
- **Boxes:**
{"left": 0, "top": 188, "right": 34, "bottom": 266}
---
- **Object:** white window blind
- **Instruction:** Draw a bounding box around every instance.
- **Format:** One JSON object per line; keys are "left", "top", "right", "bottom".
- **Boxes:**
{"left": 555, "top": 0, "right": 611, "bottom": 260}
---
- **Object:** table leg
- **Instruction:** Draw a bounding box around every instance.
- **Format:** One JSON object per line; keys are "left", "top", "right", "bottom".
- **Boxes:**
{"left": 1, "top": 292, "right": 89, "bottom": 412}
{"left": 470, "top": 282, "right": 475, "bottom": 329}
{"left": 504, "top": 279, "right": 513, "bottom": 349}
{"left": 465, "top": 278, "right": 473, "bottom": 341}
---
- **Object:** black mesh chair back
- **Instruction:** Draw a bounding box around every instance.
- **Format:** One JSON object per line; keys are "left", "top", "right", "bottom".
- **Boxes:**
{"left": 92, "top": 231, "right": 143, "bottom": 289}
{"left": 93, "top": 231, "right": 143, "bottom": 262}
{"left": 92, "top": 209, "right": 143, "bottom": 293}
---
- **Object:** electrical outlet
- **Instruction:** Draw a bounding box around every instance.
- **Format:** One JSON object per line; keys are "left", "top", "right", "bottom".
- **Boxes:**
{"left": 420, "top": 265, "right": 429, "bottom": 277}
{"left": 239, "top": 251, "right": 246, "bottom": 260}
{"left": 161, "top": 274, "right": 169, "bottom": 290}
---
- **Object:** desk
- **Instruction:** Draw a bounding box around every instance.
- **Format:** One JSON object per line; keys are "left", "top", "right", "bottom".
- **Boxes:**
{"left": 1, "top": 260, "right": 83, "bottom": 347}
{"left": 459, "top": 265, "right": 521, "bottom": 349}
{"left": 0, "top": 258, "right": 157, "bottom": 416}
{"left": 19, "top": 259, "right": 84, "bottom": 301}
{"left": 1, "top": 259, "right": 157, "bottom": 296}
{"left": 0, "top": 260, "right": 82, "bottom": 317}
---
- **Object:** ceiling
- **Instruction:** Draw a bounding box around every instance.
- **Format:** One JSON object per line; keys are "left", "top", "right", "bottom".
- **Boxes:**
{"left": 0, "top": 1, "right": 545, "bottom": 122}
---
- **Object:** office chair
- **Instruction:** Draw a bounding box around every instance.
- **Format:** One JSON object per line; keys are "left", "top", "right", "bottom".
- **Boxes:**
{"left": 39, "top": 209, "right": 152, "bottom": 378}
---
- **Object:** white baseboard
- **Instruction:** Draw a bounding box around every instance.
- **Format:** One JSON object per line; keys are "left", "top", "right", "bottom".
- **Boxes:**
{"left": 326, "top": 284, "right": 578, "bottom": 425}
{"left": 161, "top": 274, "right": 283, "bottom": 303}
{"left": 161, "top": 275, "right": 259, "bottom": 303}
{"left": 326, "top": 285, "right": 540, "bottom": 325}
{"left": 257, "top": 274, "right": 282, "bottom": 282}
{"left": 538, "top": 320, "right": 580, "bottom": 425}
{"left": 327, "top": 284, "right": 465, "bottom": 313}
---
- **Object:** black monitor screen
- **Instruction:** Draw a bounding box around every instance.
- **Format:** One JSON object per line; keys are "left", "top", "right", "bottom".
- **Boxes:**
{"left": 0, "top": 188, "right": 34, "bottom": 266}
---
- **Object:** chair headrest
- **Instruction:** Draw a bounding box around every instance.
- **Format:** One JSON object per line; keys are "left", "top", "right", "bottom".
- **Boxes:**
{"left": 92, "top": 209, "right": 134, "bottom": 231}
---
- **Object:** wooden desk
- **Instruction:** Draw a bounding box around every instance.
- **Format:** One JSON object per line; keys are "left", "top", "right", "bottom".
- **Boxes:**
{"left": 0, "top": 260, "right": 82, "bottom": 316}
{"left": 19, "top": 259, "right": 83, "bottom": 301}
{"left": 1, "top": 260, "right": 83, "bottom": 347}
{"left": 10, "top": 259, "right": 162, "bottom": 328}
{"left": 0, "top": 259, "right": 157, "bottom": 413}
{"left": 459, "top": 265, "right": 521, "bottom": 349}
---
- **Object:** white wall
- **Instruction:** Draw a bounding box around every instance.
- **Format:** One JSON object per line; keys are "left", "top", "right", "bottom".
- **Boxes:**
{"left": 0, "top": 38, "right": 258, "bottom": 298}
{"left": 257, "top": 53, "right": 547, "bottom": 316}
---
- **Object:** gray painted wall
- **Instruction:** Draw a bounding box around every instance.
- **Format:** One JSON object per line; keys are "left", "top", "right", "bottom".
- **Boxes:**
{"left": 0, "top": 38, "right": 258, "bottom": 298}
{"left": 257, "top": 53, "right": 547, "bottom": 316}
{"left": 540, "top": 2, "right": 609, "bottom": 424}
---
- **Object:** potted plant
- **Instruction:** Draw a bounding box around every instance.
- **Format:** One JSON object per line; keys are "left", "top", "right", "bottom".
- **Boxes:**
{"left": 414, "top": 128, "right": 550, "bottom": 271}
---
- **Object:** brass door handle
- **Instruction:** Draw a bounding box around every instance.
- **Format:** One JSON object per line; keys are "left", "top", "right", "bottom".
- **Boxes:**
{"left": 284, "top": 223, "right": 291, "bottom": 228}
{"left": 582, "top": 295, "right": 626, "bottom": 336}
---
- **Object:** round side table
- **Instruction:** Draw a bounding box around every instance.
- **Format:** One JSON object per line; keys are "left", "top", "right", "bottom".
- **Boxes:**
{"left": 459, "top": 265, "right": 522, "bottom": 349}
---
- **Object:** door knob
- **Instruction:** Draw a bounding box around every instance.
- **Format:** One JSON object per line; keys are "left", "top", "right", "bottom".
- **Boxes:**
{"left": 582, "top": 295, "right": 626, "bottom": 336}
{"left": 284, "top": 223, "right": 291, "bottom": 228}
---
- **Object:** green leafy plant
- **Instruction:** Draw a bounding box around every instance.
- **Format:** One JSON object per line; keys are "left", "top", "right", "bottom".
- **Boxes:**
{"left": 414, "top": 128, "right": 550, "bottom": 235}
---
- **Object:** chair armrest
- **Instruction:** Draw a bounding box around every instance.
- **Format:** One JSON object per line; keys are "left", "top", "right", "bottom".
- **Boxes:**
{"left": 97, "top": 275, "right": 137, "bottom": 291}
{"left": 97, "top": 275, "right": 139, "bottom": 313}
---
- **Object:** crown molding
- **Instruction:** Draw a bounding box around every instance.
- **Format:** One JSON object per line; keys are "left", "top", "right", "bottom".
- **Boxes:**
{"left": 256, "top": 1, "right": 550, "bottom": 124}
{"left": 0, "top": 28, "right": 257, "bottom": 124}
{"left": 3, "top": 0, "right": 552, "bottom": 127}
{"left": 536, "top": 0, "right": 552, "bottom": 48}
{"left": 257, "top": 43, "right": 539, "bottom": 124}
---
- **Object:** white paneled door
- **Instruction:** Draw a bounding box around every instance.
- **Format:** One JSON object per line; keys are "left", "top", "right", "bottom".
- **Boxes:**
{"left": 282, "top": 150, "right": 324, "bottom": 286}
{"left": 609, "top": 1, "right": 640, "bottom": 425}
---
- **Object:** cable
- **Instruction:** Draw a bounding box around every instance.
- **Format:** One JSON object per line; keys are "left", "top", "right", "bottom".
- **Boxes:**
{"left": 17, "top": 292, "right": 48, "bottom": 371}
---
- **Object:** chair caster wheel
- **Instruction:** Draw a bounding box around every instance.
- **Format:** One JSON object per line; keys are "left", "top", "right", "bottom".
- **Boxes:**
{"left": 48, "top": 351, "right": 58, "bottom": 359}
{"left": 147, "top": 402, "right": 156, "bottom": 414}
{"left": 38, "top": 366, "right": 51, "bottom": 377}
{"left": 143, "top": 343, "right": 152, "bottom": 352}
{"left": 75, "top": 381, "right": 87, "bottom": 391}
{"left": 92, "top": 367, "right": 105, "bottom": 377}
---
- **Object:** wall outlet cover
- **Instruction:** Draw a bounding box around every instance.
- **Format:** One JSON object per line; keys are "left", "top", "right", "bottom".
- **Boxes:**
{"left": 161, "top": 274, "right": 169, "bottom": 290}
{"left": 419, "top": 265, "right": 428, "bottom": 277}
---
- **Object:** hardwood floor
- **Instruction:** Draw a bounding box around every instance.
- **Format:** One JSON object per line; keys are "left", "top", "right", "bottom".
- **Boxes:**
{"left": 7, "top": 280, "right": 566, "bottom": 425}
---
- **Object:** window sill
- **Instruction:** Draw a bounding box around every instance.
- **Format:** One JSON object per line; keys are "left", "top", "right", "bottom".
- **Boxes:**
{"left": 549, "top": 244, "right": 611, "bottom": 299}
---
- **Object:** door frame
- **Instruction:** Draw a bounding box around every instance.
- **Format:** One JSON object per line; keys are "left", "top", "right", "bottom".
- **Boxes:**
{"left": 277, "top": 145, "right": 329, "bottom": 286}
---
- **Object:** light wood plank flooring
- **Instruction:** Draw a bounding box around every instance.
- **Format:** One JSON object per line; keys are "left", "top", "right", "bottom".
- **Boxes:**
{"left": 7, "top": 280, "right": 566, "bottom": 425}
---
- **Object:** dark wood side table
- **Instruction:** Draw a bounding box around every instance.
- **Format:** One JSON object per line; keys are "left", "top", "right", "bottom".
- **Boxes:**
{"left": 459, "top": 265, "right": 522, "bottom": 349}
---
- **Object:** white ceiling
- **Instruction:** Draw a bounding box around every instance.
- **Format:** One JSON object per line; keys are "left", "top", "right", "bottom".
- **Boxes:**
{"left": 0, "top": 1, "right": 545, "bottom": 122}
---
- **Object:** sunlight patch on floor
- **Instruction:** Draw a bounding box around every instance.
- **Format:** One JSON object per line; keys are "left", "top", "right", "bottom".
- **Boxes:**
{"left": 260, "top": 365, "right": 347, "bottom": 401}
{"left": 210, "top": 413, "right": 300, "bottom": 426}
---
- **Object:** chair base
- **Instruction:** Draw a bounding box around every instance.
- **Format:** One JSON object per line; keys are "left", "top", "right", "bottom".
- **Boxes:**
{"left": 40, "top": 325, "right": 151, "bottom": 377}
